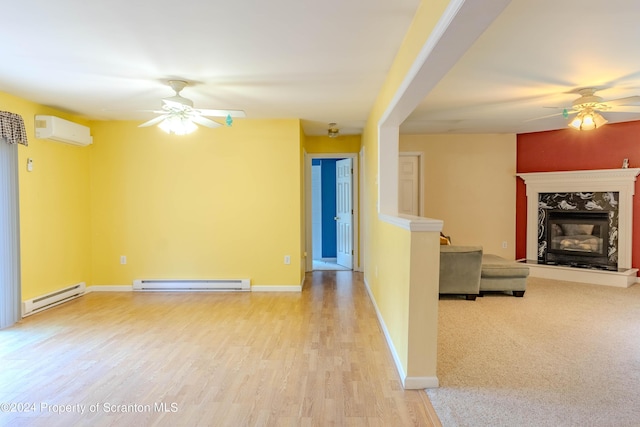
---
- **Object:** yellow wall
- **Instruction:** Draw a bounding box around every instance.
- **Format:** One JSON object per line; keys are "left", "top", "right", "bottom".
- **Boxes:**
{"left": 89, "top": 118, "right": 304, "bottom": 288}
{"left": 375, "top": 222, "right": 412, "bottom": 365}
{"left": 361, "top": 0, "right": 450, "bottom": 382}
{"left": 1, "top": 91, "right": 92, "bottom": 300}
{"left": 4, "top": 85, "right": 308, "bottom": 298}
{"left": 4, "top": 87, "right": 346, "bottom": 298}
{"left": 401, "top": 134, "right": 517, "bottom": 257}
{"left": 304, "top": 134, "right": 361, "bottom": 154}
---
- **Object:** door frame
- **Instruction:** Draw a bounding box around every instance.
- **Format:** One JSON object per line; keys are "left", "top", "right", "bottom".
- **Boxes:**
{"left": 335, "top": 158, "right": 353, "bottom": 269}
{"left": 304, "top": 152, "right": 359, "bottom": 272}
{"left": 399, "top": 151, "right": 425, "bottom": 216}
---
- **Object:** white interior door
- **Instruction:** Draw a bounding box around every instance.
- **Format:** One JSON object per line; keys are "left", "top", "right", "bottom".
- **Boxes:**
{"left": 398, "top": 155, "right": 420, "bottom": 216}
{"left": 336, "top": 158, "right": 353, "bottom": 269}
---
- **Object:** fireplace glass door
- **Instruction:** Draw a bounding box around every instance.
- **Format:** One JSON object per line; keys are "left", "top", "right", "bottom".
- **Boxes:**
{"left": 545, "top": 210, "right": 610, "bottom": 269}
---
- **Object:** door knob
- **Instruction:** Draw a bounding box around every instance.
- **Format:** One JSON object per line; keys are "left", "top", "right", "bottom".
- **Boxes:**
{"left": 334, "top": 216, "right": 339, "bottom": 220}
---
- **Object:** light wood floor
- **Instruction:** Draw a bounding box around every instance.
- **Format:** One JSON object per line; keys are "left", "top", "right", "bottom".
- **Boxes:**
{"left": 0, "top": 271, "right": 440, "bottom": 426}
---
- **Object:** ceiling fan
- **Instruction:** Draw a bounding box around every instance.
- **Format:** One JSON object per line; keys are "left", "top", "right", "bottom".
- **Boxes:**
{"left": 537, "top": 88, "right": 640, "bottom": 130}
{"left": 139, "top": 80, "right": 246, "bottom": 134}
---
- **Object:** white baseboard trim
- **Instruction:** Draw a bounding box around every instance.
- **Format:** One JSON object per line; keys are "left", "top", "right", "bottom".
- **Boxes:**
{"left": 87, "top": 284, "right": 306, "bottom": 293}
{"left": 251, "top": 285, "right": 302, "bottom": 292}
{"left": 405, "top": 376, "right": 440, "bottom": 389}
{"left": 86, "top": 285, "right": 133, "bottom": 292}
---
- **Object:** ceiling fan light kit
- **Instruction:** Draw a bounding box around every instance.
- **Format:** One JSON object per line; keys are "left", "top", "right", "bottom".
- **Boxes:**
{"left": 569, "top": 108, "right": 608, "bottom": 131}
{"left": 328, "top": 122, "right": 339, "bottom": 138}
{"left": 158, "top": 115, "right": 198, "bottom": 135}
{"left": 138, "top": 80, "right": 246, "bottom": 135}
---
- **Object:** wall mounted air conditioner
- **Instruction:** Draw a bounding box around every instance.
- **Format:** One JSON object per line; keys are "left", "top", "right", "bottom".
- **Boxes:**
{"left": 34, "top": 115, "right": 93, "bottom": 146}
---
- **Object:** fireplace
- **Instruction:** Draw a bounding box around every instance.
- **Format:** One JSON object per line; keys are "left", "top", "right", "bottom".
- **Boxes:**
{"left": 517, "top": 168, "right": 640, "bottom": 288}
{"left": 537, "top": 192, "right": 618, "bottom": 270}
{"left": 544, "top": 210, "right": 611, "bottom": 269}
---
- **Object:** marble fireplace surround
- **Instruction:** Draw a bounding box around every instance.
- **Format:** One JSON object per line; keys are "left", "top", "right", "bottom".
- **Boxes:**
{"left": 517, "top": 168, "right": 640, "bottom": 287}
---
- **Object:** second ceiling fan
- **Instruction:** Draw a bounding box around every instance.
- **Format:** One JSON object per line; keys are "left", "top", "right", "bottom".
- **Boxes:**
{"left": 540, "top": 88, "right": 640, "bottom": 130}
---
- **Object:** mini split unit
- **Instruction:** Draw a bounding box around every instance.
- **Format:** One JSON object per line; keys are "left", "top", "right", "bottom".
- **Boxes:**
{"left": 34, "top": 115, "right": 93, "bottom": 146}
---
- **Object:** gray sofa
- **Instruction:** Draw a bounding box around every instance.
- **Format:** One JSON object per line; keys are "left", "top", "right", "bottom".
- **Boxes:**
{"left": 439, "top": 245, "right": 483, "bottom": 301}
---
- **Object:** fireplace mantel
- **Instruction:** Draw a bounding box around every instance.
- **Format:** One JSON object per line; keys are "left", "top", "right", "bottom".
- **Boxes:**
{"left": 518, "top": 168, "right": 640, "bottom": 192}
{"left": 517, "top": 168, "right": 640, "bottom": 287}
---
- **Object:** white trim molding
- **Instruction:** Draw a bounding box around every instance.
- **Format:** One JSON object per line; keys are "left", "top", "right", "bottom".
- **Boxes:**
{"left": 405, "top": 376, "right": 439, "bottom": 390}
{"left": 251, "top": 285, "right": 302, "bottom": 292}
{"left": 518, "top": 168, "right": 640, "bottom": 190}
{"left": 379, "top": 214, "right": 443, "bottom": 232}
{"left": 86, "top": 285, "right": 133, "bottom": 292}
{"left": 88, "top": 284, "right": 303, "bottom": 292}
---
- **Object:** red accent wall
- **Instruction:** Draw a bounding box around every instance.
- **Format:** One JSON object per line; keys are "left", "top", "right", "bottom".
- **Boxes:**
{"left": 516, "top": 120, "right": 640, "bottom": 270}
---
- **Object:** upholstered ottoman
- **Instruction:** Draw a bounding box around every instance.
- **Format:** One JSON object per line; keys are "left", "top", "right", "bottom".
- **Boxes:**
{"left": 480, "top": 254, "right": 529, "bottom": 297}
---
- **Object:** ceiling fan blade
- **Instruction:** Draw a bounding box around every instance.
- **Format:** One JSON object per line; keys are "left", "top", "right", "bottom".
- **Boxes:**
{"left": 543, "top": 105, "right": 579, "bottom": 111}
{"left": 138, "top": 115, "right": 167, "bottom": 127}
{"left": 197, "top": 109, "right": 246, "bottom": 118}
{"left": 603, "top": 106, "right": 640, "bottom": 113}
{"left": 524, "top": 110, "right": 577, "bottom": 122}
{"left": 604, "top": 96, "right": 640, "bottom": 107}
{"left": 132, "top": 109, "right": 167, "bottom": 114}
{"left": 191, "top": 115, "right": 223, "bottom": 128}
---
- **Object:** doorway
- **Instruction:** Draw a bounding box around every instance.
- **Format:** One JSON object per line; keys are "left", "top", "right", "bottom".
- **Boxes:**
{"left": 398, "top": 152, "right": 423, "bottom": 216}
{"left": 305, "top": 153, "right": 358, "bottom": 272}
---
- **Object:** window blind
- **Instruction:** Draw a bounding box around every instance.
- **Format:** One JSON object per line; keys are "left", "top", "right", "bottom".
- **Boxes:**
{"left": 0, "top": 139, "right": 21, "bottom": 329}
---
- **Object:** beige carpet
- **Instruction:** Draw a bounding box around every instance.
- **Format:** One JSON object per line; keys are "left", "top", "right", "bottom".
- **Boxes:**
{"left": 426, "top": 276, "right": 640, "bottom": 427}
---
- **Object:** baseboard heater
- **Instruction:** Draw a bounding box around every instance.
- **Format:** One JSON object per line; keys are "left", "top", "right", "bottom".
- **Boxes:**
{"left": 132, "top": 279, "right": 250, "bottom": 292}
{"left": 22, "top": 282, "right": 86, "bottom": 317}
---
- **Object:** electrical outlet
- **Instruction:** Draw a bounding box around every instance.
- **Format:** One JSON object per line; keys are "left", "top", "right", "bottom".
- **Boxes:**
{"left": 502, "top": 241, "right": 508, "bottom": 249}
{"left": 120, "top": 255, "right": 127, "bottom": 265}
{"left": 284, "top": 255, "right": 291, "bottom": 265}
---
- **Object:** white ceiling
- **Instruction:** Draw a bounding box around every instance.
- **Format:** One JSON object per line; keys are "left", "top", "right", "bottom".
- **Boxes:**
{"left": 0, "top": 0, "right": 419, "bottom": 136}
{"left": 403, "top": 0, "right": 640, "bottom": 134}
{"left": 2, "top": 0, "right": 640, "bottom": 136}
